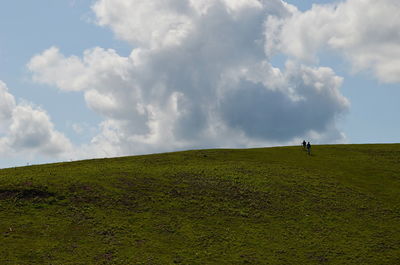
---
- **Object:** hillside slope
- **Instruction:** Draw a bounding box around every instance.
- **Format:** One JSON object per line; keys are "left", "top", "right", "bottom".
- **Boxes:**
{"left": 0, "top": 144, "right": 399, "bottom": 264}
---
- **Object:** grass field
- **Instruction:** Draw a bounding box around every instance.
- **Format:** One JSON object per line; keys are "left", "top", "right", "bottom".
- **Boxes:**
{"left": 0, "top": 144, "right": 399, "bottom": 264}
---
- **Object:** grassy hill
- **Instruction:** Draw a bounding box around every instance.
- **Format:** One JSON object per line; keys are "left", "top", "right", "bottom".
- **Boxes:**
{"left": 0, "top": 144, "right": 399, "bottom": 264}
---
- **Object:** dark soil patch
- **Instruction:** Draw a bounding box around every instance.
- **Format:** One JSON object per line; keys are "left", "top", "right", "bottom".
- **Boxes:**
{"left": 68, "top": 183, "right": 104, "bottom": 204}
{"left": 0, "top": 188, "right": 55, "bottom": 200}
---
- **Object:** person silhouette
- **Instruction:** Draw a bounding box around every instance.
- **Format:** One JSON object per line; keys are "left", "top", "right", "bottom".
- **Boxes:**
{"left": 302, "top": 140, "right": 306, "bottom": 149}
{"left": 306, "top": 142, "right": 311, "bottom": 155}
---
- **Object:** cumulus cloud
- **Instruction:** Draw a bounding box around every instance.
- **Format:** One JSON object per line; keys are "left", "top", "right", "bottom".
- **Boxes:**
{"left": 91, "top": 0, "right": 282, "bottom": 48}
{"left": 266, "top": 0, "right": 400, "bottom": 83}
{"left": 0, "top": 81, "right": 72, "bottom": 158}
{"left": 0, "top": 81, "right": 16, "bottom": 123}
{"left": 218, "top": 61, "right": 348, "bottom": 141}
{"left": 28, "top": 0, "right": 349, "bottom": 157}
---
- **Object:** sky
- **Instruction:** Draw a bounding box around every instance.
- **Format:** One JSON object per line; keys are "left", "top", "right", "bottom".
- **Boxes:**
{"left": 0, "top": 0, "right": 399, "bottom": 168}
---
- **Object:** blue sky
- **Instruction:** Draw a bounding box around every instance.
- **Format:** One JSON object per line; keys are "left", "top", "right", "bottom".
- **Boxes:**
{"left": 0, "top": 0, "right": 399, "bottom": 167}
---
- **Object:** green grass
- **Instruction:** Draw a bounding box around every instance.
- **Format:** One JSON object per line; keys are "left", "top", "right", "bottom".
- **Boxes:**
{"left": 0, "top": 144, "right": 399, "bottom": 264}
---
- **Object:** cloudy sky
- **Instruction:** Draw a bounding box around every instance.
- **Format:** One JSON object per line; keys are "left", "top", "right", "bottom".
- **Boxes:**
{"left": 1, "top": 0, "right": 399, "bottom": 167}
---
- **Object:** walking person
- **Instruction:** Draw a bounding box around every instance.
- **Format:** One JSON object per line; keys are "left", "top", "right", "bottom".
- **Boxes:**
{"left": 306, "top": 142, "right": 311, "bottom": 156}
{"left": 302, "top": 140, "right": 306, "bottom": 150}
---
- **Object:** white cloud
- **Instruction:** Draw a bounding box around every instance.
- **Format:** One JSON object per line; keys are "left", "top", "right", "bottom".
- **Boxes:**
{"left": 28, "top": 46, "right": 131, "bottom": 92}
{"left": 0, "top": 81, "right": 72, "bottom": 158}
{"left": 266, "top": 0, "right": 400, "bottom": 83}
{"left": 8, "top": 104, "right": 72, "bottom": 155}
{"left": 92, "top": 0, "right": 194, "bottom": 48}
{"left": 0, "top": 81, "right": 16, "bottom": 123}
{"left": 218, "top": 61, "right": 349, "bottom": 141}
{"left": 28, "top": 0, "right": 349, "bottom": 158}
{"left": 92, "top": 0, "right": 291, "bottom": 48}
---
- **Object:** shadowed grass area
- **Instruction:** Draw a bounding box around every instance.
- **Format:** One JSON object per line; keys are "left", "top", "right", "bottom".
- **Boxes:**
{"left": 0, "top": 144, "right": 399, "bottom": 264}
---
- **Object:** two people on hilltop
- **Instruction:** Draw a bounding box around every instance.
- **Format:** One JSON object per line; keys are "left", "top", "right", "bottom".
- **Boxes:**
{"left": 302, "top": 140, "right": 311, "bottom": 155}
